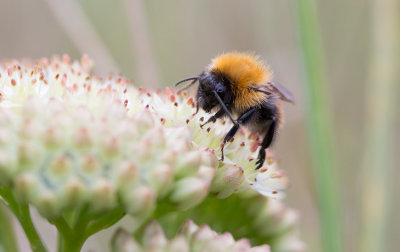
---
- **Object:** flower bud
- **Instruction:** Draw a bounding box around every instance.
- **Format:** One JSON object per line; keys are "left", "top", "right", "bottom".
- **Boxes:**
{"left": 166, "top": 236, "right": 190, "bottom": 252}
{"left": 143, "top": 220, "right": 168, "bottom": 250}
{"left": 249, "top": 245, "right": 271, "bottom": 252}
{"left": 170, "top": 177, "right": 209, "bottom": 210}
{"left": 0, "top": 151, "right": 17, "bottom": 185}
{"left": 177, "top": 219, "right": 199, "bottom": 238}
{"left": 150, "top": 164, "right": 173, "bottom": 196}
{"left": 192, "top": 225, "right": 217, "bottom": 242}
{"left": 231, "top": 239, "right": 251, "bottom": 251}
{"left": 90, "top": 178, "right": 116, "bottom": 211}
{"left": 15, "top": 173, "right": 40, "bottom": 202}
{"left": 18, "top": 142, "right": 43, "bottom": 168}
{"left": 203, "top": 233, "right": 235, "bottom": 251}
{"left": 101, "top": 135, "right": 122, "bottom": 160}
{"left": 114, "top": 160, "right": 140, "bottom": 192}
{"left": 175, "top": 151, "right": 202, "bottom": 177}
{"left": 123, "top": 185, "right": 155, "bottom": 216}
{"left": 111, "top": 228, "right": 142, "bottom": 252}
{"left": 199, "top": 148, "right": 219, "bottom": 168}
{"left": 61, "top": 177, "right": 87, "bottom": 208}
{"left": 197, "top": 166, "right": 215, "bottom": 185}
{"left": 48, "top": 154, "right": 73, "bottom": 178}
{"left": 35, "top": 190, "right": 60, "bottom": 219}
{"left": 211, "top": 165, "right": 245, "bottom": 199}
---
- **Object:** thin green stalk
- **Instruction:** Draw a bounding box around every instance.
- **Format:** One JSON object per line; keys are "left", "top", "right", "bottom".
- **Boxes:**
{"left": 0, "top": 204, "right": 18, "bottom": 252}
{"left": 293, "top": 1, "right": 342, "bottom": 252}
{"left": 83, "top": 207, "right": 125, "bottom": 239}
{"left": 359, "top": 0, "right": 399, "bottom": 251}
{"left": 0, "top": 188, "right": 47, "bottom": 252}
{"left": 53, "top": 206, "right": 125, "bottom": 252}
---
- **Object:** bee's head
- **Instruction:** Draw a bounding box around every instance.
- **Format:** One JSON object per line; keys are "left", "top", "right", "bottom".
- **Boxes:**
{"left": 196, "top": 71, "right": 231, "bottom": 113}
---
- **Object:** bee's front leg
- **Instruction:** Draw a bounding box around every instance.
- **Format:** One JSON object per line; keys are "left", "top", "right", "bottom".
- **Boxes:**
{"left": 220, "top": 108, "right": 256, "bottom": 161}
{"left": 200, "top": 109, "right": 225, "bottom": 128}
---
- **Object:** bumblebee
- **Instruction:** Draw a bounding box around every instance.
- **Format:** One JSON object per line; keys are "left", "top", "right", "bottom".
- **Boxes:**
{"left": 175, "top": 52, "right": 294, "bottom": 169}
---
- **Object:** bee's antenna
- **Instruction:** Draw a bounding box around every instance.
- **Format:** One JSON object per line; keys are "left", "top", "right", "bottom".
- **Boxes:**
{"left": 175, "top": 77, "right": 199, "bottom": 94}
{"left": 174, "top": 77, "right": 199, "bottom": 87}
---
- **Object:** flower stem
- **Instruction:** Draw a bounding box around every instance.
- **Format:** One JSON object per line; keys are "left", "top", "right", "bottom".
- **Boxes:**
{"left": 53, "top": 206, "right": 125, "bottom": 252}
{"left": 0, "top": 187, "right": 47, "bottom": 252}
{"left": 293, "top": 0, "right": 343, "bottom": 251}
{"left": 0, "top": 204, "right": 18, "bottom": 252}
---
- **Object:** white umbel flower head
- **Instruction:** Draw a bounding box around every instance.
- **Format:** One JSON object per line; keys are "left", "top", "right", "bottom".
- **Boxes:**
{"left": 0, "top": 55, "right": 289, "bottom": 219}
{"left": 111, "top": 220, "right": 271, "bottom": 252}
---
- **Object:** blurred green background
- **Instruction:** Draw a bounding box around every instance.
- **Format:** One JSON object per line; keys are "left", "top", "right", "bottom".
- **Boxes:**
{"left": 0, "top": 0, "right": 398, "bottom": 251}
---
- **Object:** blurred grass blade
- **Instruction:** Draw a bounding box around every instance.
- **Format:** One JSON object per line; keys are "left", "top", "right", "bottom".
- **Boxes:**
{"left": 42, "top": 0, "right": 119, "bottom": 73}
{"left": 359, "top": 0, "right": 399, "bottom": 251}
{"left": 294, "top": 0, "right": 342, "bottom": 251}
{"left": 122, "top": 0, "right": 161, "bottom": 88}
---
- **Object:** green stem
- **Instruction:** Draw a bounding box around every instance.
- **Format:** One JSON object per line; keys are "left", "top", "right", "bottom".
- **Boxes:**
{"left": 84, "top": 207, "right": 125, "bottom": 239}
{"left": 0, "top": 187, "right": 47, "bottom": 252}
{"left": 54, "top": 206, "right": 125, "bottom": 252}
{"left": 293, "top": 1, "right": 342, "bottom": 251}
{"left": 359, "top": 0, "right": 399, "bottom": 251}
{"left": 0, "top": 204, "right": 18, "bottom": 252}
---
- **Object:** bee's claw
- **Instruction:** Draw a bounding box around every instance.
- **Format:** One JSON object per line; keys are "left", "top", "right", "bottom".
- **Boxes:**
{"left": 220, "top": 143, "right": 225, "bottom": 161}
{"left": 255, "top": 158, "right": 264, "bottom": 170}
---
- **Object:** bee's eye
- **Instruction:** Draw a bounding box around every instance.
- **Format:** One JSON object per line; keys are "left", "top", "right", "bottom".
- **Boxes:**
{"left": 215, "top": 84, "right": 226, "bottom": 94}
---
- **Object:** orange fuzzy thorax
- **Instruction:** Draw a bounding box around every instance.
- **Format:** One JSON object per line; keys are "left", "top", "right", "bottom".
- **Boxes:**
{"left": 209, "top": 52, "right": 273, "bottom": 112}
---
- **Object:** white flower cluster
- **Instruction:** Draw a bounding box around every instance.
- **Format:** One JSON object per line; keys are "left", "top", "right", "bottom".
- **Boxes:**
{"left": 112, "top": 220, "right": 271, "bottom": 252}
{"left": 0, "top": 55, "right": 288, "bottom": 218}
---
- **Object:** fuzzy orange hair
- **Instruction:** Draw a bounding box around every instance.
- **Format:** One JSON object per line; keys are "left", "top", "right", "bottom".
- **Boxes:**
{"left": 209, "top": 52, "right": 273, "bottom": 112}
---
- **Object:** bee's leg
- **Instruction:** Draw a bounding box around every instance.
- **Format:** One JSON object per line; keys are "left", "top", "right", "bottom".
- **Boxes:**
{"left": 255, "top": 119, "right": 276, "bottom": 169}
{"left": 200, "top": 109, "right": 225, "bottom": 128}
{"left": 220, "top": 108, "right": 256, "bottom": 161}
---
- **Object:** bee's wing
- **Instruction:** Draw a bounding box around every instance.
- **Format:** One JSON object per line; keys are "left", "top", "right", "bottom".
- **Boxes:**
{"left": 250, "top": 82, "right": 295, "bottom": 104}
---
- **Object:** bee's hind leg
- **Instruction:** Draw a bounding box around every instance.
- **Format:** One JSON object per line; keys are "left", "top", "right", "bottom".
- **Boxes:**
{"left": 256, "top": 119, "right": 276, "bottom": 169}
